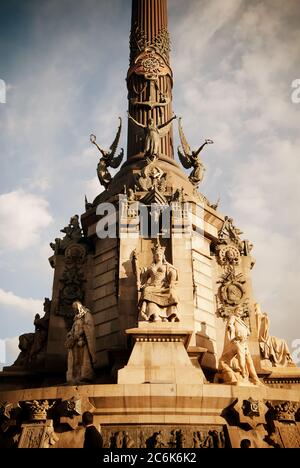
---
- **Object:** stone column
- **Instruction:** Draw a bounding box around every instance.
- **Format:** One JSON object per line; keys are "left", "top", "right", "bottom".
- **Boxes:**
{"left": 127, "top": 0, "right": 174, "bottom": 161}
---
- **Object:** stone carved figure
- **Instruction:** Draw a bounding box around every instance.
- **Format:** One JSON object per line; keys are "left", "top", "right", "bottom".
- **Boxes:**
{"left": 29, "top": 298, "right": 51, "bottom": 363}
{"left": 90, "top": 117, "right": 124, "bottom": 190}
{"left": 177, "top": 117, "right": 213, "bottom": 187}
{"left": 12, "top": 298, "right": 51, "bottom": 369}
{"left": 50, "top": 215, "right": 82, "bottom": 254}
{"left": 128, "top": 112, "right": 176, "bottom": 159}
{"left": 255, "top": 304, "right": 295, "bottom": 368}
{"left": 65, "top": 301, "right": 96, "bottom": 385}
{"left": 146, "top": 431, "right": 167, "bottom": 449}
{"left": 12, "top": 333, "right": 35, "bottom": 368}
{"left": 219, "top": 307, "right": 262, "bottom": 386}
{"left": 133, "top": 240, "right": 180, "bottom": 323}
{"left": 176, "top": 429, "right": 186, "bottom": 448}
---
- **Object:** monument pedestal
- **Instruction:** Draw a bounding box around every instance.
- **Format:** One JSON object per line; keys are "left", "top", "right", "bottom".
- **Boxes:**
{"left": 118, "top": 323, "right": 206, "bottom": 384}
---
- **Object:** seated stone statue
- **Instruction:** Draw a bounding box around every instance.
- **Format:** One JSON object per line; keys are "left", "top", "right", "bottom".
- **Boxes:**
{"left": 218, "top": 306, "right": 262, "bottom": 386}
{"left": 11, "top": 298, "right": 51, "bottom": 369}
{"left": 65, "top": 301, "right": 96, "bottom": 385}
{"left": 134, "top": 240, "right": 180, "bottom": 323}
{"left": 29, "top": 298, "right": 51, "bottom": 363}
{"left": 255, "top": 303, "right": 295, "bottom": 368}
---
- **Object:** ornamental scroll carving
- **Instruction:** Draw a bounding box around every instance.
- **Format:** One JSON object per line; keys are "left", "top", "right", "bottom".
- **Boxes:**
{"left": 128, "top": 25, "right": 172, "bottom": 111}
{"left": 216, "top": 245, "right": 248, "bottom": 319}
{"left": 130, "top": 25, "right": 171, "bottom": 66}
{"left": 57, "top": 244, "right": 87, "bottom": 326}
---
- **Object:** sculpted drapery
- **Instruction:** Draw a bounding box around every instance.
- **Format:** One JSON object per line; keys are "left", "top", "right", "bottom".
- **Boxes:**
{"left": 65, "top": 301, "right": 96, "bottom": 384}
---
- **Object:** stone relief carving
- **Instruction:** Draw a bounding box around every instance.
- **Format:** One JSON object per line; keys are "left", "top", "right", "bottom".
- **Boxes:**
{"left": 129, "top": 24, "right": 171, "bottom": 65}
{"left": 218, "top": 245, "right": 241, "bottom": 267}
{"left": 57, "top": 397, "right": 82, "bottom": 418}
{"left": 57, "top": 244, "right": 87, "bottom": 324}
{"left": 228, "top": 398, "right": 268, "bottom": 429}
{"left": 18, "top": 421, "right": 59, "bottom": 449}
{"left": 255, "top": 303, "right": 295, "bottom": 368}
{"left": 242, "top": 398, "right": 260, "bottom": 418}
{"left": 50, "top": 215, "right": 83, "bottom": 255}
{"left": 65, "top": 301, "right": 96, "bottom": 385}
{"left": 24, "top": 400, "right": 55, "bottom": 421}
{"left": 90, "top": 117, "right": 124, "bottom": 190}
{"left": 218, "top": 216, "right": 253, "bottom": 257}
{"left": 178, "top": 117, "right": 214, "bottom": 188}
{"left": 217, "top": 270, "right": 246, "bottom": 308}
{"left": 267, "top": 401, "right": 299, "bottom": 423}
{"left": 128, "top": 48, "right": 172, "bottom": 110}
{"left": 10, "top": 298, "right": 51, "bottom": 370}
{"left": 217, "top": 306, "right": 262, "bottom": 386}
{"left": 104, "top": 426, "right": 226, "bottom": 449}
{"left": 135, "top": 157, "right": 167, "bottom": 192}
{"left": 132, "top": 240, "right": 180, "bottom": 323}
{"left": 265, "top": 401, "right": 300, "bottom": 448}
{"left": 128, "top": 112, "right": 176, "bottom": 159}
{"left": 216, "top": 244, "right": 248, "bottom": 319}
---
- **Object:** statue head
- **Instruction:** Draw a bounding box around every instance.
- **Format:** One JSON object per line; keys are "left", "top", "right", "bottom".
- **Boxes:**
{"left": 234, "top": 306, "right": 243, "bottom": 317}
{"left": 225, "top": 249, "right": 235, "bottom": 262}
{"left": 43, "top": 298, "right": 51, "bottom": 315}
{"left": 152, "top": 239, "right": 166, "bottom": 263}
{"left": 72, "top": 301, "right": 87, "bottom": 318}
{"left": 70, "top": 215, "right": 79, "bottom": 226}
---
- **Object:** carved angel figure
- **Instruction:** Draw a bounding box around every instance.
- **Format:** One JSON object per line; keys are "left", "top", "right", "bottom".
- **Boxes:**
{"left": 177, "top": 117, "right": 213, "bottom": 187}
{"left": 128, "top": 112, "right": 176, "bottom": 159}
{"left": 90, "top": 117, "right": 124, "bottom": 189}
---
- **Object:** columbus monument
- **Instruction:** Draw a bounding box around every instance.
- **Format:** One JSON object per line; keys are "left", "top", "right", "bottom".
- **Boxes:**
{"left": 0, "top": 0, "right": 299, "bottom": 449}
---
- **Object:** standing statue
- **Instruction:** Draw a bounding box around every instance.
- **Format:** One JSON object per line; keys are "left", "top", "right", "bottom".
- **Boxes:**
{"left": 65, "top": 301, "right": 96, "bottom": 385}
{"left": 90, "top": 117, "right": 124, "bottom": 190}
{"left": 219, "top": 306, "right": 262, "bottom": 386}
{"left": 255, "top": 303, "right": 295, "bottom": 368}
{"left": 177, "top": 117, "right": 213, "bottom": 187}
{"left": 128, "top": 112, "right": 177, "bottom": 159}
{"left": 133, "top": 240, "right": 180, "bottom": 322}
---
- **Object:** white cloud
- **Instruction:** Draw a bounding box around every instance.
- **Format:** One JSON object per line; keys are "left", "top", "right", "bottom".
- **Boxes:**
{"left": 0, "top": 190, "right": 53, "bottom": 251}
{"left": 5, "top": 336, "right": 20, "bottom": 366}
{"left": 84, "top": 177, "right": 104, "bottom": 203}
{"left": 0, "top": 0, "right": 299, "bottom": 350}
{"left": 0, "top": 288, "right": 43, "bottom": 318}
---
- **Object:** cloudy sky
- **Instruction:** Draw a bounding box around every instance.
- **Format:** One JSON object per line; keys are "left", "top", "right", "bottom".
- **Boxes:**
{"left": 0, "top": 0, "right": 299, "bottom": 366}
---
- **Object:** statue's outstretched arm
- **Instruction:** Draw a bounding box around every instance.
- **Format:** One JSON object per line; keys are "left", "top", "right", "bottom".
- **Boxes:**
{"left": 90, "top": 135, "right": 106, "bottom": 157}
{"left": 194, "top": 139, "right": 214, "bottom": 156}
{"left": 158, "top": 115, "right": 177, "bottom": 130}
{"left": 128, "top": 112, "right": 145, "bottom": 129}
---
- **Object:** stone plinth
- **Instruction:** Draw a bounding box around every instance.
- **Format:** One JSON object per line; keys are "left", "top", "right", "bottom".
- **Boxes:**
{"left": 118, "top": 323, "right": 206, "bottom": 384}
{"left": 1, "top": 383, "right": 299, "bottom": 448}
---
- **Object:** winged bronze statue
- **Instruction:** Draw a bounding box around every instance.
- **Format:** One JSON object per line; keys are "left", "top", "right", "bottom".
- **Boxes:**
{"left": 90, "top": 117, "right": 124, "bottom": 190}
{"left": 177, "top": 117, "right": 213, "bottom": 187}
{"left": 128, "top": 112, "right": 177, "bottom": 160}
